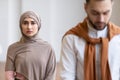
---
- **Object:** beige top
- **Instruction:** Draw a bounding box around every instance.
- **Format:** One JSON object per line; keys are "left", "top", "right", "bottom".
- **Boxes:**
{"left": 5, "top": 36, "right": 56, "bottom": 80}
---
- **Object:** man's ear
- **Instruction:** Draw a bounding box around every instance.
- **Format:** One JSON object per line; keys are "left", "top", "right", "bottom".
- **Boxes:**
{"left": 111, "top": 1, "right": 114, "bottom": 6}
{"left": 84, "top": 3, "right": 87, "bottom": 13}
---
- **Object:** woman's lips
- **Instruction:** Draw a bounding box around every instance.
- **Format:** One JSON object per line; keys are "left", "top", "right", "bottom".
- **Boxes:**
{"left": 26, "top": 31, "right": 33, "bottom": 34}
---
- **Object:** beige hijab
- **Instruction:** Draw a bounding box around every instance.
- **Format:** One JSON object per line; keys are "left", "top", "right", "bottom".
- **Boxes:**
{"left": 19, "top": 11, "right": 41, "bottom": 42}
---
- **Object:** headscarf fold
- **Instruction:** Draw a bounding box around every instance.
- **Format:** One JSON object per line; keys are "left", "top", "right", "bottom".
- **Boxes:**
{"left": 64, "top": 18, "right": 120, "bottom": 80}
{"left": 20, "top": 11, "right": 41, "bottom": 30}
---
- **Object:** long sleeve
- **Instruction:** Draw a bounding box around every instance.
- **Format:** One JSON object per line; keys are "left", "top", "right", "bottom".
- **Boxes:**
{"left": 108, "top": 35, "right": 120, "bottom": 80}
{"left": 5, "top": 45, "right": 15, "bottom": 71}
{"left": 5, "top": 45, "right": 16, "bottom": 80}
{"left": 45, "top": 48, "right": 56, "bottom": 80}
{"left": 60, "top": 35, "right": 76, "bottom": 80}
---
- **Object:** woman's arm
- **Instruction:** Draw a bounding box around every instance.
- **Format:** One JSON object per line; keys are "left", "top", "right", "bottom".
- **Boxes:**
{"left": 45, "top": 48, "right": 56, "bottom": 80}
{"left": 5, "top": 71, "right": 15, "bottom": 80}
{"left": 5, "top": 45, "right": 16, "bottom": 80}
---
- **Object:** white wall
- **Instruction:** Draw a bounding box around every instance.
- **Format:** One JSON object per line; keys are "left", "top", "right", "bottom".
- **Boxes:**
{"left": 111, "top": 0, "right": 120, "bottom": 26}
{"left": 0, "top": 0, "right": 120, "bottom": 62}
{"left": 51, "top": 0, "right": 86, "bottom": 61}
{"left": 0, "top": 0, "right": 21, "bottom": 61}
{"left": 8, "top": 0, "right": 21, "bottom": 44}
{"left": 0, "top": 0, "right": 8, "bottom": 61}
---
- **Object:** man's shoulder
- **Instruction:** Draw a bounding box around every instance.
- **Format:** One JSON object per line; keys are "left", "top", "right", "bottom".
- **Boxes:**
{"left": 109, "top": 22, "right": 120, "bottom": 30}
{"left": 110, "top": 34, "right": 120, "bottom": 44}
{"left": 63, "top": 34, "right": 80, "bottom": 40}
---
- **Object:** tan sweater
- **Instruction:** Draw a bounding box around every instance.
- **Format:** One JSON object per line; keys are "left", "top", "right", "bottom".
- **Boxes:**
{"left": 5, "top": 36, "right": 56, "bottom": 80}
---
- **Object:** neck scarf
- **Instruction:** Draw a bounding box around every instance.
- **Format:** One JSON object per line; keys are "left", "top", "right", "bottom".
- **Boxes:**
{"left": 64, "top": 19, "right": 120, "bottom": 80}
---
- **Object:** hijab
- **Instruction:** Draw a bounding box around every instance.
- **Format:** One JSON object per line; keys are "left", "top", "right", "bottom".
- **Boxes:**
{"left": 19, "top": 11, "right": 41, "bottom": 42}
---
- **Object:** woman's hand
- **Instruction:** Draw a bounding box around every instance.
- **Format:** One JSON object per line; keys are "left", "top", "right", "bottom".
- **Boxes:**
{"left": 5, "top": 71, "right": 15, "bottom": 80}
{"left": 15, "top": 72, "right": 26, "bottom": 80}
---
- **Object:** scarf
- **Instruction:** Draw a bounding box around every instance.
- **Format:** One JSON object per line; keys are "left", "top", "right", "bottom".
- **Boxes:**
{"left": 19, "top": 11, "right": 41, "bottom": 43}
{"left": 64, "top": 19, "right": 120, "bottom": 80}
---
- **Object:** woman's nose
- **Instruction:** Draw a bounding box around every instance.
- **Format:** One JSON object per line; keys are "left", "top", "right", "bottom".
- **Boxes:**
{"left": 27, "top": 23, "right": 32, "bottom": 29}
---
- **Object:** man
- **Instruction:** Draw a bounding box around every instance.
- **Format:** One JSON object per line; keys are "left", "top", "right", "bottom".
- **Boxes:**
{"left": 60, "top": 0, "right": 120, "bottom": 80}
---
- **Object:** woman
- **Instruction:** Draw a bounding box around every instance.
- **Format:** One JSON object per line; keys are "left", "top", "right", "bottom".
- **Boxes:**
{"left": 5, "top": 11, "right": 56, "bottom": 80}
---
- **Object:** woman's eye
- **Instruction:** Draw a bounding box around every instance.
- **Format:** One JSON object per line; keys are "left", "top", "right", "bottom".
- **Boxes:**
{"left": 31, "top": 21, "right": 36, "bottom": 25}
{"left": 22, "top": 21, "right": 36, "bottom": 25}
{"left": 23, "top": 21, "right": 28, "bottom": 25}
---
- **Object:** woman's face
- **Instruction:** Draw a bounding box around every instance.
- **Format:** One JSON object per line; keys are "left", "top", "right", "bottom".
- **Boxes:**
{"left": 21, "top": 17, "right": 38, "bottom": 37}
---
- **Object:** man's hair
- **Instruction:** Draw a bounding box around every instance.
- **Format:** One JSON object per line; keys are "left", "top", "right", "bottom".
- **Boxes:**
{"left": 86, "top": 0, "right": 113, "bottom": 3}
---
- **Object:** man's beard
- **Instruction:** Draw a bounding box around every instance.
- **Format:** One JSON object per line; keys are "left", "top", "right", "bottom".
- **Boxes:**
{"left": 88, "top": 18, "right": 107, "bottom": 30}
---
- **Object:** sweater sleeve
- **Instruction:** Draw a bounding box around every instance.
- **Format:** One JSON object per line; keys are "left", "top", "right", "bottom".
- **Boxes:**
{"left": 45, "top": 47, "right": 56, "bottom": 80}
{"left": 5, "top": 45, "right": 15, "bottom": 71}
